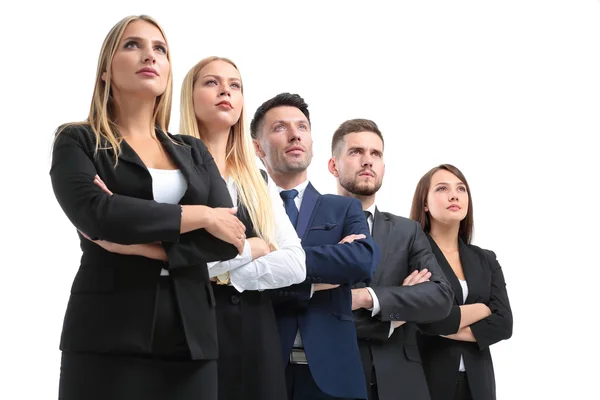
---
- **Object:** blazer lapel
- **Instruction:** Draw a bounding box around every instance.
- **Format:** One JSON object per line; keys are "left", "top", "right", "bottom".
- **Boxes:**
{"left": 427, "top": 235, "right": 463, "bottom": 305}
{"left": 297, "top": 182, "right": 320, "bottom": 239}
{"left": 373, "top": 208, "right": 391, "bottom": 284}
{"left": 458, "top": 238, "right": 481, "bottom": 304}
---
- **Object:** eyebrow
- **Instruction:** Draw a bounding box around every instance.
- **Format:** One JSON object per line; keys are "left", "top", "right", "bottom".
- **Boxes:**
{"left": 200, "top": 74, "right": 242, "bottom": 82}
{"left": 271, "top": 119, "right": 308, "bottom": 126}
{"left": 348, "top": 146, "right": 382, "bottom": 152}
{"left": 435, "top": 181, "right": 465, "bottom": 186}
{"left": 122, "top": 36, "right": 168, "bottom": 48}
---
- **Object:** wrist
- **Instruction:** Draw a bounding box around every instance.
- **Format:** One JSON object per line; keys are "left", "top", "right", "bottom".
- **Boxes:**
{"left": 361, "top": 288, "right": 374, "bottom": 309}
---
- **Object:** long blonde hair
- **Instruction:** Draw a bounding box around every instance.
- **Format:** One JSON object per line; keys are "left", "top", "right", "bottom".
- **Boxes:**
{"left": 57, "top": 15, "right": 173, "bottom": 163}
{"left": 180, "top": 56, "right": 276, "bottom": 248}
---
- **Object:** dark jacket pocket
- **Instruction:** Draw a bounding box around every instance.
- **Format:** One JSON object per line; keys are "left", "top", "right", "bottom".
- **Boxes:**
{"left": 309, "top": 223, "right": 338, "bottom": 231}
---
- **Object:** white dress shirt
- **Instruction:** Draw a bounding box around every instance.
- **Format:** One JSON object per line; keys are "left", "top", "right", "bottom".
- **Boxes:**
{"left": 458, "top": 279, "right": 468, "bottom": 371}
{"left": 364, "top": 203, "right": 396, "bottom": 338}
{"left": 205, "top": 175, "right": 306, "bottom": 292}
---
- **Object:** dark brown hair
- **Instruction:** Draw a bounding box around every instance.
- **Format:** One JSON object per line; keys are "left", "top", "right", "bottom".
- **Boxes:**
{"left": 409, "top": 164, "right": 474, "bottom": 243}
{"left": 331, "top": 118, "right": 384, "bottom": 155}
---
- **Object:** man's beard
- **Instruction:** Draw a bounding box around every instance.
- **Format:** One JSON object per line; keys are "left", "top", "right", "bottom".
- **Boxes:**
{"left": 340, "top": 174, "right": 382, "bottom": 196}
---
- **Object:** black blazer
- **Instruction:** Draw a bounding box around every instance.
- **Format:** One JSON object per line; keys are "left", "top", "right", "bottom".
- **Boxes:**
{"left": 50, "top": 124, "right": 238, "bottom": 359}
{"left": 418, "top": 236, "right": 513, "bottom": 400}
{"left": 353, "top": 209, "right": 454, "bottom": 400}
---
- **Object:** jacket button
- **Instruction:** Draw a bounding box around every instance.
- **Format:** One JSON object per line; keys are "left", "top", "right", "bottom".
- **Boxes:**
{"left": 389, "top": 313, "right": 394, "bottom": 319}
{"left": 230, "top": 295, "right": 240, "bottom": 305}
{"left": 395, "top": 313, "right": 401, "bottom": 319}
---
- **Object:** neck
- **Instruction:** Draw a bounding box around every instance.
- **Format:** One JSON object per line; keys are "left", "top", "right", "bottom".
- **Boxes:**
{"left": 337, "top": 182, "right": 375, "bottom": 210}
{"left": 429, "top": 221, "right": 461, "bottom": 252}
{"left": 113, "top": 93, "right": 157, "bottom": 138}
{"left": 268, "top": 168, "right": 308, "bottom": 190}
{"left": 201, "top": 127, "right": 231, "bottom": 178}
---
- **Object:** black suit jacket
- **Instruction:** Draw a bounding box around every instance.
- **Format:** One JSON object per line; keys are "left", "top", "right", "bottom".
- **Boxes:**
{"left": 354, "top": 208, "right": 454, "bottom": 400}
{"left": 418, "top": 236, "right": 513, "bottom": 400}
{"left": 50, "top": 124, "right": 238, "bottom": 359}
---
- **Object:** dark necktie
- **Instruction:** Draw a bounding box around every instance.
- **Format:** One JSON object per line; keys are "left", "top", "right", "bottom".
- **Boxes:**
{"left": 280, "top": 189, "right": 299, "bottom": 227}
{"left": 364, "top": 210, "right": 372, "bottom": 234}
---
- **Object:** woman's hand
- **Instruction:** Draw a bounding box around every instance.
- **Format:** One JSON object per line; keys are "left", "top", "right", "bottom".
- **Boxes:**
{"left": 204, "top": 207, "right": 247, "bottom": 254}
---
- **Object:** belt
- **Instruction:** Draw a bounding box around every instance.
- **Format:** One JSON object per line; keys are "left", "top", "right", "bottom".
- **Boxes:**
{"left": 289, "top": 348, "right": 308, "bottom": 365}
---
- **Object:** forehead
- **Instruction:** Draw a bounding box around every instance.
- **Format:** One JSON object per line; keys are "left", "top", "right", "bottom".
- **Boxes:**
{"left": 431, "top": 169, "right": 463, "bottom": 185}
{"left": 264, "top": 106, "right": 309, "bottom": 125}
{"left": 122, "top": 20, "right": 166, "bottom": 43}
{"left": 198, "top": 60, "right": 241, "bottom": 80}
{"left": 343, "top": 131, "right": 383, "bottom": 150}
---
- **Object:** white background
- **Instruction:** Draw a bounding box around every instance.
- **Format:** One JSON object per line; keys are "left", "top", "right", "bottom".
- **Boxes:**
{"left": 1, "top": 0, "right": 598, "bottom": 398}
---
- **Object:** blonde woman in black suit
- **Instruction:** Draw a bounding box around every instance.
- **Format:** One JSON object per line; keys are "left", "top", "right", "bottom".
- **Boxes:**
{"left": 410, "top": 164, "right": 513, "bottom": 400}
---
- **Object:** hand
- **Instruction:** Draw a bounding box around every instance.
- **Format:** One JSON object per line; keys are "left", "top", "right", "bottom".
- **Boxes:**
{"left": 403, "top": 269, "right": 431, "bottom": 286}
{"left": 339, "top": 234, "right": 366, "bottom": 244}
{"left": 248, "top": 237, "right": 272, "bottom": 260}
{"left": 479, "top": 303, "right": 492, "bottom": 318}
{"left": 94, "top": 175, "right": 113, "bottom": 196}
{"left": 79, "top": 230, "right": 133, "bottom": 255}
{"left": 351, "top": 288, "right": 374, "bottom": 310}
{"left": 313, "top": 283, "right": 340, "bottom": 292}
{"left": 205, "top": 207, "right": 247, "bottom": 254}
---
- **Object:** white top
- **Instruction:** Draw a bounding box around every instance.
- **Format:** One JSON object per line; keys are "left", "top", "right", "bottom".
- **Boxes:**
{"left": 205, "top": 174, "right": 306, "bottom": 292}
{"left": 147, "top": 168, "right": 187, "bottom": 276}
{"left": 459, "top": 278, "right": 469, "bottom": 372}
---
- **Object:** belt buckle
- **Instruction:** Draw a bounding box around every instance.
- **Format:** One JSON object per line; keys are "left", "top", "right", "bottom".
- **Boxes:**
{"left": 289, "top": 348, "right": 308, "bottom": 365}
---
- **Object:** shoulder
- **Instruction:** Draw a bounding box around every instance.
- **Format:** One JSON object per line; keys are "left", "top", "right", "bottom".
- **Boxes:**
{"left": 53, "top": 123, "right": 96, "bottom": 149}
{"left": 379, "top": 210, "right": 420, "bottom": 231}
{"left": 166, "top": 132, "right": 208, "bottom": 151}
{"left": 466, "top": 243, "right": 499, "bottom": 266}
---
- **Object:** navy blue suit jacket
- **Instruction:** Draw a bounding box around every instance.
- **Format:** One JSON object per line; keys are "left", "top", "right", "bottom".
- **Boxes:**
{"left": 272, "top": 182, "right": 380, "bottom": 399}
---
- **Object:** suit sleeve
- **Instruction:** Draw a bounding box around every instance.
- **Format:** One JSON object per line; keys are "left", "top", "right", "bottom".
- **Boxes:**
{"left": 162, "top": 138, "right": 239, "bottom": 268}
{"left": 469, "top": 251, "right": 513, "bottom": 349}
{"left": 50, "top": 128, "right": 182, "bottom": 245}
{"left": 271, "top": 198, "right": 380, "bottom": 303}
{"left": 353, "top": 308, "right": 392, "bottom": 341}
{"left": 372, "top": 222, "right": 454, "bottom": 323}
{"left": 302, "top": 199, "right": 379, "bottom": 285}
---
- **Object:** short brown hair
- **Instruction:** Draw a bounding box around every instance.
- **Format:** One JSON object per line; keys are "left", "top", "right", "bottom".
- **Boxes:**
{"left": 331, "top": 118, "right": 384, "bottom": 156}
{"left": 409, "top": 164, "right": 474, "bottom": 244}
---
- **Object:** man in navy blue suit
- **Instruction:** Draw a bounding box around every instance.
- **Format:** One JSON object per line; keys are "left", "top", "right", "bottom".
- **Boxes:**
{"left": 250, "top": 93, "right": 379, "bottom": 400}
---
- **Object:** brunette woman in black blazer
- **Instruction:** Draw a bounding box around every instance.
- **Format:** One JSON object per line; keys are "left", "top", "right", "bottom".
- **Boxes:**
{"left": 50, "top": 15, "right": 246, "bottom": 400}
{"left": 410, "top": 164, "right": 513, "bottom": 400}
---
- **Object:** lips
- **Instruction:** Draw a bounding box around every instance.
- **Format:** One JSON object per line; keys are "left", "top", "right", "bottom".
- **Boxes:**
{"left": 447, "top": 205, "right": 461, "bottom": 211}
{"left": 216, "top": 101, "right": 232, "bottom": 109}
{"left": 359, "top": 170, "right": 375, "bottom": 177}
{"left": 137, "top": 67, "right": 158, "bottom": 76}
{"left": 286, "top": 146, "right": 304, "bottom": 153}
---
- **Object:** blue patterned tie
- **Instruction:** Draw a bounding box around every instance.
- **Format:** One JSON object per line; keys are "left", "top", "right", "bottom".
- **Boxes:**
{"left": 280, "top": 189, "right": 299, "bottom": 227}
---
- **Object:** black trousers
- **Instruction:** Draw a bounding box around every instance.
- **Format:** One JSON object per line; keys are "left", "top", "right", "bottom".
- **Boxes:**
{"left": 286, "top": 363, "right": 358, "bottom": 400}
{"left": 58, "top": 277, "right": 217, "bottom": 400}
{"left": 453, "top": 372, "right": 473, "bottom": 400}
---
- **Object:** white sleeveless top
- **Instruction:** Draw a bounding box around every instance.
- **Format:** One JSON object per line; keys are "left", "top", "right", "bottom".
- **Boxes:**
{"left": 459, "top": 278, "right": 469, "bottom": 372}
{"left": 147, "top": 168, "right": 187, "bottom": 275}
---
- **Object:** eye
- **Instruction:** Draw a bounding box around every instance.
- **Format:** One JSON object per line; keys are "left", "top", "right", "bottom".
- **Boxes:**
{"left": 231, "top": 82, "right": 242, "bottom": 89}
{"left": 349, "top": 149, "right": 360, "bottom": 155}
{"left": 155, "top": 45, "right": 167, "bottom": 54}
{"left": 298, "top": 124, "right": 308, "bottom": 130}
{"left": 124, "top": 40, "right": 139, "bottom": 49}
{"left": 458, "top": 186, "right": 467, "bottom": 192}
{"left": 435, "top": 186, "right": 447, "bottom": 192}
{"left": 205, "top": 79, "right": 217, "bottom": 86}
{"left": 372, "top": 151, "right": 382, "bottom": 158}
{"left": 274, "top": 124, "right": 285, "bottom": 131}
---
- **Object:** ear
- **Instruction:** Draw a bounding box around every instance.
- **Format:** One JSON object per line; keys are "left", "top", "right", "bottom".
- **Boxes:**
{"left": 253, "top": 139, "right": 265, "bottom": 158}
{"left": 328, "top": 157, "right": 339, "bottom": 177}
{"left": 424, "top": 203, "right": 429, "bottom": 212}
{"left": 101, "top": 71, "right": 107, "bottom": 82}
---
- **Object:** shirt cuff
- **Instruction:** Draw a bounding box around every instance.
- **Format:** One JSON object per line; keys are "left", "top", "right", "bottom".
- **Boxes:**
{"left": 388, "top": 322, "right": 395, "bottom": 338}
{"left": 310, "top": 284, "right": 315, "bottom": 298}
{"left": 366, "top": 287, "right": 381, "bottom": 317}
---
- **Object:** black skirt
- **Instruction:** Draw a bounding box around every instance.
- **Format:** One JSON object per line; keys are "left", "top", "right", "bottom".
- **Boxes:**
{"left": 58, "top": 277, "right": 217, "bottom": 400}
{"left": 212, "top": 283, "right": 287, "bottom": 400}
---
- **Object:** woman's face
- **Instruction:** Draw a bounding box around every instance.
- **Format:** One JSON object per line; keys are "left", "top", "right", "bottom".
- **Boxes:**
{"left": 193, "top": 60, "right": 243, "bottom": 131}
{"left": 426, "top": 169, "right": 469, "bottom": 226}
{"left": 107, "top": 20, "right": 170, "bottom": 100}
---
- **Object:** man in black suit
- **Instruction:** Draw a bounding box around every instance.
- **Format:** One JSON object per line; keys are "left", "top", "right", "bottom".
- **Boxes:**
{"left": 327, "top": 119, "right": 454, "bottom": 400}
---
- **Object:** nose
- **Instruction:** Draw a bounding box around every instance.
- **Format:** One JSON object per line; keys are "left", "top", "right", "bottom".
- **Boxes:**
{"left": 361, "top": 153, "right": 373, "bottom": 167}
{"left": 219, "top": 84, "right": 231, "bottom": 97}
{"left": 288, "top": 126, "right": 301, "bottom": 142}
{"left": 449, "top": 189, "right": 459, "bottom": 201}
{"left": 142, "top": 45, "right": 156, "bottom": 64}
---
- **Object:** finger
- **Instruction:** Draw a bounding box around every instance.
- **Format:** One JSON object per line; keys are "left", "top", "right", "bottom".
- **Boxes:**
{"left": 403, "top": 270, "right": 419, "bottom": 286}
{"left": 355, "top": 234, "right": 366, "bottom": 239}
{"left": 228, "top": 207, "right": 238, "bottom": 214}
{"left": 79, "top": 231, "right": 91, "bottom": 240}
